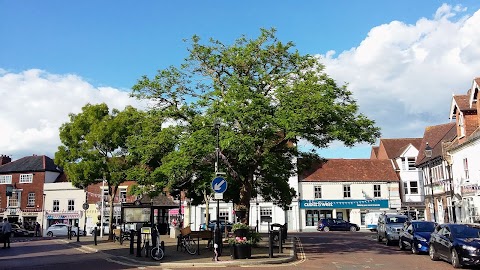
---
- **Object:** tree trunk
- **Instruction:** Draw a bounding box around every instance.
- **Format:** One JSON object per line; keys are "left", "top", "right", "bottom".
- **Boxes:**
{"left": 238, "top": 175, "right": 253, "bottom": 225}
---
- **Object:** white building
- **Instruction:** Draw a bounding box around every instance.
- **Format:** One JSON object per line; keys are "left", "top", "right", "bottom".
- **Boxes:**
{"left": 298, "top": 159, "right": 400, "bottom": 231}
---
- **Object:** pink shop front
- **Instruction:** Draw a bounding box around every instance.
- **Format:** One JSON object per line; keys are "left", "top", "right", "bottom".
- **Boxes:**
{"left": 45, "top": 211, "right": 81, "bottom": 226}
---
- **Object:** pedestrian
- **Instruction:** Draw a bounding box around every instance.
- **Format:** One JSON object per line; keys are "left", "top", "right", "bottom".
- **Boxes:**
{"left": 2, "top": 218, "right": 12, "bottom": 248}
{"left": 35, "top": 222, "right": 41, "bottom": 237}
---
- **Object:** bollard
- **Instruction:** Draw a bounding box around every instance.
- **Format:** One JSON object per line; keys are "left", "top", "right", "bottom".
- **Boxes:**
{"left": 77, "top": 226, "right": 80, "bottom": 242}
{"left": 160, "top": 241, "right": 165, "bottom": 253}
{"left": 145, "top": 240, "right": 150, "bottom": 258}
{"left": 136, "top": 230, "right": 141, "bottom": 257}
{"left": 129, "top": 230, "right": 134, "bottom": 255}
{"left": 268, "top": 229, "right": 274, "bottom": 258}
{"left": 278, "top": 226, "right": 283, "bottom": 253}
{"left": 94, "top": 227, "right": 98, "bottom": 246}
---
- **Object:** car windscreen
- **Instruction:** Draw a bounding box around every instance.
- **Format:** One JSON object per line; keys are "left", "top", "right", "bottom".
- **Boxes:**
{"left": 451, "top": 225, "right": 480, "bottom": 238}
{"left": 413, "top": 222, "right": 435, "bottom": 232}
{"left": 386, "top": 216, "right": 408, "bottom": 224}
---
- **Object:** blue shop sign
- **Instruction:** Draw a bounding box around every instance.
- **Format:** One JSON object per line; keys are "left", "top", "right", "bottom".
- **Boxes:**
{"left": 300, "top": 199, "right": 389, "bottom": 209}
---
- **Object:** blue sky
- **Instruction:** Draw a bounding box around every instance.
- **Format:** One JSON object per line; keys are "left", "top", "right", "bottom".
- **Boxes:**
{"left": 1, "top": 1, "right": 480, "bottom": 160}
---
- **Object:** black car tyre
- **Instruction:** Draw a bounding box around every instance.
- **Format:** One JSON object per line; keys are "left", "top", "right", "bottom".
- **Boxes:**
{"left": 429, "top": 245, "right": 439, "bottom": 261}
{"left": 411, "top": 241, "right": 419, "bottom": 254}
{"left": 451, "top": 249, "right": 462, "bottom": 269}
{"left": 71, "top": 231, "right": 76, "bottom": 237}
{"left": 323, "top": 226, "right": 330, "bottom": 232}
{"left": 399, "top": 239, "right": 405, "bottom": 250}
{"left": 349, "top": 226, "right": 357, "bottom": 232}
{"left": 47, "top": 231, "right": 53, "bottom": 237}
{"left": 385, "top": 238, "right": 391, "bottom": 246}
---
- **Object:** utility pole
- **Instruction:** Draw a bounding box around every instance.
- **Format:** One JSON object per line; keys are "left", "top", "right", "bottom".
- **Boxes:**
{"left": 213, "top": 121, "right": 223, "bottom": 258}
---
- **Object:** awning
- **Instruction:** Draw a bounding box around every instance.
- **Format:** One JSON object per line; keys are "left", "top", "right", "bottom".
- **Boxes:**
{"left": 45, "top": 211, "right": 81, "bottom": 220}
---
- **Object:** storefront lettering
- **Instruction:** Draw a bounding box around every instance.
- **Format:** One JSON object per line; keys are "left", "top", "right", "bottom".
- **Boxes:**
{"left": 304, "top": 201, "right": 334, "bottom": 207}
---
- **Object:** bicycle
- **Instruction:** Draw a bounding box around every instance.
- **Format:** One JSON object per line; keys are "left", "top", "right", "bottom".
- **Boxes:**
{"left": 150, "top": 226, "right": 164, "bottom": 261}
{"left": 180, "top": 226, "right": 197, "bottom": 255}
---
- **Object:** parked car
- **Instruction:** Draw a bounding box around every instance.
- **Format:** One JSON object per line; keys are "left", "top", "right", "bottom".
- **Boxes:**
{"left": 199, "top": 220, "right": 233, "bottom": 232}
{"left": 11, "top": 223, "right": 31, "bottom": 237}
{"left": 317, "top": 218, "right": 360, "bottom": 232}
{"left": 429, "top": 223, "right": 480, "bottom": 268}
{"left": 399, "top": 220, "right": 436, "bottom": 254}
{"left": 46, "top": 223, "right": 84, "bottom": 237}
{"left": 377, "top": 213, "right": 409, "bottom": 245}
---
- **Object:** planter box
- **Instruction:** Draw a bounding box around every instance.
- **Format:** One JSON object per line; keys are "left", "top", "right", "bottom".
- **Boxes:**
{"left": 230, "top": 244, "right": 251, "bottom": 259}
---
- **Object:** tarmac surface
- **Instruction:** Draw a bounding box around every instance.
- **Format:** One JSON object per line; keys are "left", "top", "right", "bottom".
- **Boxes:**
{"left": 58, "top": 233, "right": 298, "bottom": 268}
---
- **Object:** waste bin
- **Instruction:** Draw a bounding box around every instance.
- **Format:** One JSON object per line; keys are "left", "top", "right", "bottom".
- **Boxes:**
{"left": 270, "top": 223, "right": 287, "bottom": 243}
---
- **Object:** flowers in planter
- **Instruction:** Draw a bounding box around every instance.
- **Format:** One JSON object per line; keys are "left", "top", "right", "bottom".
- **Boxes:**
{"left": 231, "top": 222, "right": 249, "bottom": 232}
{"left": 228, "top": 236, "right": 251, "bottom": 245}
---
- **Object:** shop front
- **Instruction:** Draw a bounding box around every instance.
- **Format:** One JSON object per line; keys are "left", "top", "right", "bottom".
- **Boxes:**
{"left": 45, "top": 211, "right": 81, "bottom": 227}
{"left": 300, "top": 199, "right": 389, "bottom": 231}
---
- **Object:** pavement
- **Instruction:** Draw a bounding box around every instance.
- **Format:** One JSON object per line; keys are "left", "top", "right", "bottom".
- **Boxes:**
{"left": 58, "top": 233, "right": 298, "bottom": 268}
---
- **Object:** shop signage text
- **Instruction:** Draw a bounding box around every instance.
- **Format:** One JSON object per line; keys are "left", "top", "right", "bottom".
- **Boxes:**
{"left": 300, "top": 199, "right": 389, "bottom": 209}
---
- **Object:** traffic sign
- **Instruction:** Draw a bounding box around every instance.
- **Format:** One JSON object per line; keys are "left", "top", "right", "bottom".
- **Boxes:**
{"left": 211, "top": 177, "right": 227, "bottom": 193}
{"left": 82, "top": 203, "right": 89, "bottom": 210}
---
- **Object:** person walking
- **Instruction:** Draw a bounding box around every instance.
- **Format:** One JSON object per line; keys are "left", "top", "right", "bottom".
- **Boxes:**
{"left": 35, "top": 222, "right": 41, "bottom": 237}
{"left": 2, "top": 218, "right": 12, "bottom": 248}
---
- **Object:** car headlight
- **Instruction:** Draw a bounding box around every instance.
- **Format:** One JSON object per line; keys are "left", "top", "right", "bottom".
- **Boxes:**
{"left": 416, "top": 236, "right": 427, "bottom": 242}
{"left": 462, "top": 245, "right": 477, "bottom": 251}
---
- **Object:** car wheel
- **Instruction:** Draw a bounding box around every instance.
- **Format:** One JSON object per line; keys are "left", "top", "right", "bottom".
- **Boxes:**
{"left": 399, "top": 239, "right": 405, "bottom": 250}
{"left": 451, "top": 249, "right": 462, "bottom": 268}
{"left": 429, "top": 245, "right": 439, "bottom": 261}
{"left": 349, "top": 226, "right": 356, "bottom": 232}
{"left": 71, "top": 231, "right": 76, "bottom": 237}
{"left": 385, "top": 238, "right": 391, "bottom": 246}
{"left": 411, "top": 242, "right": 419, "bottom": 254}
{"left": 323, "top": 226, "right": 330, "bottom": 232}
{"left": 377, "top": 234, "right": 382, "bottom": 242}
{"left": 47, "top": 231, "right": 53, "bottom": 237}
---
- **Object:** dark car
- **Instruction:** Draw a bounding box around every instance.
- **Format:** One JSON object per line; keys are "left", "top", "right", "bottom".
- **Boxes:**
{"left": 11, "top": 223, "right": 31, "bottom": 237}
{"left": 317, "top": 218, "right": 360, "bottom": 232}
{"left": 199, "top": 220, "right": 233, "bottom": 232}
{"left": 399, "top": 220, "right": 436, "bottom": 254}
{"left": 429, "top": 223, "right": 480, "bottom": 268}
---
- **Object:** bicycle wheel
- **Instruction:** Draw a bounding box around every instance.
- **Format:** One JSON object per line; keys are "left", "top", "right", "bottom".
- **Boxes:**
{"left": 185, "top": 238, "right": 197, "bottom": 255}
{"left": 150, "top": 247, "right": 164, "bottom": 261}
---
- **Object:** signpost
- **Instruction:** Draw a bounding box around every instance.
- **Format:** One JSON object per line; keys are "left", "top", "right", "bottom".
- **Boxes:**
{"left": 212, "top": 175, "right": 227, "bottom": 259}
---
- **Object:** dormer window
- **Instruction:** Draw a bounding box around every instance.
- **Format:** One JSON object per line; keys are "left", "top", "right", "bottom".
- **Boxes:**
{"left": 401, "top": 157, "right": 416, "bottom": 170}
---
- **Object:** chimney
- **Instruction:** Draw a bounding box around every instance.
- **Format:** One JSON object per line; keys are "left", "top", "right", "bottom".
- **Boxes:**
{"left": 0, "top": 155, "right": 12, "bottom": 165}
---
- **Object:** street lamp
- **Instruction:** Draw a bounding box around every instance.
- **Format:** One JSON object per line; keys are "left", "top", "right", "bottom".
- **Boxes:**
{"left": 425, "top": 143, "right": 437, "bottom": 222}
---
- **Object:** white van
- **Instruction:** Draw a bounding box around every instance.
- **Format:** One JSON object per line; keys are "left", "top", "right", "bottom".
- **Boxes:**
{"left": 364, "top": 212, "right": 383, "bottom": 231}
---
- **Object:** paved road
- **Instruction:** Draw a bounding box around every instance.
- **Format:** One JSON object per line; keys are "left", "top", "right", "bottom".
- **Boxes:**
{"left": 0, "top": 232, "right": 468, "bottom": 269}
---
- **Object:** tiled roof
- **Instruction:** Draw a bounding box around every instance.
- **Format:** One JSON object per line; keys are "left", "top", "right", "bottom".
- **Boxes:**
{"left": 376, "top": 138, "right": 423, "bottom": 159}
{"left": 0, "top": 155, "right": 62, "bottom": 173}
{"left": 300, "top": 159, "right": 399, "bottom": 182}
{"left": 454, "top": 94, "right": 473, "bottom": 111}
{"left": 140, "top": 194, "right": 178, "bottom": 208}
{"left": 370, "top": 146, "right": 379, "bottom": 159}
{"left": 416, "top": 123, "right": 456, "bottom": 166}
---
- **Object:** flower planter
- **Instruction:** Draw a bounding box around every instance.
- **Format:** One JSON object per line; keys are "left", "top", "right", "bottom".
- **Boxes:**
{"left": 234, "top": 228, "right": 248, "bottom": 237}
{"left": 230, "top": 244, "right": 251, "bottom": 259}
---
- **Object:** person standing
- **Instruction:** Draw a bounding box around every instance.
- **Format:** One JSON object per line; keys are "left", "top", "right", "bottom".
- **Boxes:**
{"left": 2, "top": 218, "right": 12, "bottom": 248}
{"left": 35, "top": 222, "right": 41, "bottom": 237}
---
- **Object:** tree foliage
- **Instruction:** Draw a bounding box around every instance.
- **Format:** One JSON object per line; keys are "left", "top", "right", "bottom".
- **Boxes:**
{"left": 131, "top": 28, "right": 380, "bottom": 221}
{"left": 55, "top": 103, "right": 144, "bottom": 239}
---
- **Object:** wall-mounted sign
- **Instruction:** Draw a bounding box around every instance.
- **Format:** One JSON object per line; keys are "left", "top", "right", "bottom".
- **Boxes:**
{"left": 300, "top": 199, "right": 389, "bottom": 209}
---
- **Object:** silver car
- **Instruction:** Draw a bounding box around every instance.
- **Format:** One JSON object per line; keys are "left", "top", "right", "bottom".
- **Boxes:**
{"left": 377, "top": 213, "right": 409, "bottom": 245}
{"left": 46, "top": 224, "right": 83, "bottom": 237}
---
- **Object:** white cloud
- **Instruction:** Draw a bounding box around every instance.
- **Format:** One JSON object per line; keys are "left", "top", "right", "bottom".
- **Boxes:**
{"left": 0, "top": 69, "right": 148, "bottom": 160}
{"left": 317, "top": 4, "right": 480, "bottom": 146}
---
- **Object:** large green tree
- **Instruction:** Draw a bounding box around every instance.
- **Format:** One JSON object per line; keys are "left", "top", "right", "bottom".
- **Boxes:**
{"left": 131, "top": 28, "right": 380, "bottom": 222}
{"left": 55, "top": 103, "right": 144, "bottom": 240}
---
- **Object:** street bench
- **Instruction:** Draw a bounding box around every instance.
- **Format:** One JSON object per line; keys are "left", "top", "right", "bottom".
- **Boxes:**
{"left": 176, "top": 227, "right": 213, "bottom": 255}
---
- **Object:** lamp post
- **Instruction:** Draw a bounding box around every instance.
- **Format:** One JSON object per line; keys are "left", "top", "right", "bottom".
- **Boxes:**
{"left": 213, "top": 120, "right": 223, "bottom": 257}
{"left": 100, "top": 179, "right": 105, "bottom": 238}
{"left": 425, "top": 143, "right": 437, "bottom": 222}
{"left": 42, "top": 193, "right": 46, "bottom": 237}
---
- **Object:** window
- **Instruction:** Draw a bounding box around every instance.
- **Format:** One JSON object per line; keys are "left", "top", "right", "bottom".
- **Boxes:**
{"left": 314, "top": 186, "right": 322, "bottom": 199}
{"left": 260, "top": 207, "right": 272, "bottom": 223}
{"left": 27, "top": 192, "right": 35, "bottom": 207}
{"left": 68, "top": 199, "right": 75, "bottom": 211}
{"left": 0, "top": 175, "right": 12, "bottom": 184}
{"left": 374, "top": 185, "right": 381, "bottom": 197}
{"left": 463, "top": 158, "right": 469, "bottom": 180}
{"left": 19, "top": 174, "right": 33, "bottom": 183}
{"left": 407, "top": 157, "right": 416, "bottom": 170}
{"left": 219, "top": 209, "right": 229, "bottom": 222}
{"left": 404, "top": 182, "right": 409, "bottom": 195}
{"left": 120, "top": 188, "right": 127, "bottom": 202}
{"left": 53, "top": 200, "right": 60, "bottom": 212}
{"left": 343, "top": 185, "right": 351, "bottom": 198}
{"left": 410, "top": 182, "right": 418, "bottom": 194}
{"left": 8, "top": 192, "right": 19, "bottom": 207}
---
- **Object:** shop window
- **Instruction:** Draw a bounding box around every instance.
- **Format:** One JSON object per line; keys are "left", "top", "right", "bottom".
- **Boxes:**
{"left": 260, "top": 207, "right": 272, "bottom": 223}
{"left": 361, "top": 212, "right": 366, "bottom": 225}
{"left": 343, "top": 185, "right": 351, "bottom": 198}
{"left": 53, "top": 200, "right": 60, "bottom": 212}
{"left": 374, "top": 184, "right": 381, "bottom": 197}
{"left": 314, "top": 186, "right": 322, "bottom": 199}
{"left": 27, "top": 192, "right": 35, "bottom": 207}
